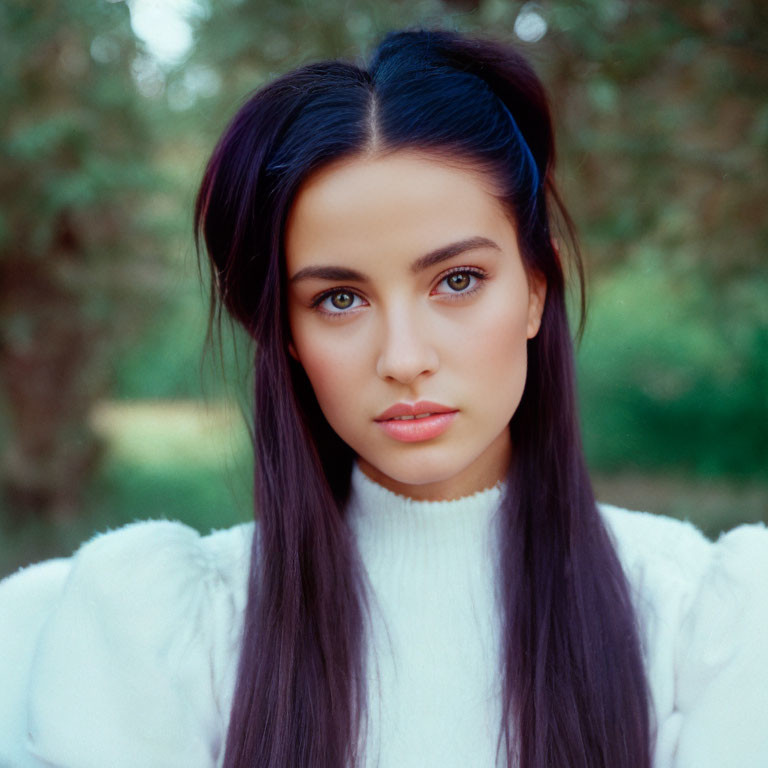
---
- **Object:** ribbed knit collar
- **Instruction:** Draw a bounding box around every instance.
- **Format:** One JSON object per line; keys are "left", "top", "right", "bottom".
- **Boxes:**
{"left": 346, "top": 461, "right": 507, "bottom": 568}
{"left": 349, "top": 460, "right": 507, "bottom": 516}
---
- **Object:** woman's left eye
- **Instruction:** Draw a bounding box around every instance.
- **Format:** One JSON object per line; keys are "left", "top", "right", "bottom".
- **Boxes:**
{"left": 433, "top": 268, "right": 488, "bottom": 297}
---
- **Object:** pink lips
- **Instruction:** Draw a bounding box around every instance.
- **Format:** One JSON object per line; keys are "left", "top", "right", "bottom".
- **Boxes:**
{"left": 375, "top": 400, "right": 458, "bottom": 443}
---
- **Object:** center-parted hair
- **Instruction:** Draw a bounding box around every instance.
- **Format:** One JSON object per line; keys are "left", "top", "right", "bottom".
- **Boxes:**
{"left": 196, "top": 28, "right": 652, "bottom": 768}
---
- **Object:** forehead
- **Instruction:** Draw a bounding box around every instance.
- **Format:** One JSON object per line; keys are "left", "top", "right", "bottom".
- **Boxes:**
{"left": 284, "top": 150, "right": 514, "bottom": 270}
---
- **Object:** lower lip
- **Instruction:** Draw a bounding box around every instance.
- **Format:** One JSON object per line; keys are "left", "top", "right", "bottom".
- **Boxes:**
{"left": 376, "top": 412, "right": 458, "bottom": 442}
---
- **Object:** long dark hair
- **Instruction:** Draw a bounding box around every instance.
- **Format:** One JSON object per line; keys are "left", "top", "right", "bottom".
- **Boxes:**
{"left": 195, "top": 28, "right": 651, "bottom": 768}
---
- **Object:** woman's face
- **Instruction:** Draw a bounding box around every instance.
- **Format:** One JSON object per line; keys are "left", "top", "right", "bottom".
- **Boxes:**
{"left": 285, "top": 150, "right": 545, "bottom": 501}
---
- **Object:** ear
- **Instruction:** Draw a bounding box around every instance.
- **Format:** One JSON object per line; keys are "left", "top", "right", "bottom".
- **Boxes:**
{"left": 526, "top": 270, "right": 547, "bottom": 339}
{"left": 288, "top": 341, "right": 300, "bottom": 362}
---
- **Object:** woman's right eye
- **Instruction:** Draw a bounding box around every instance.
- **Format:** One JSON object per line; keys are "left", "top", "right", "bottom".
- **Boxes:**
{"left": 312, "top": 289, "right": 366, "bottom": 316}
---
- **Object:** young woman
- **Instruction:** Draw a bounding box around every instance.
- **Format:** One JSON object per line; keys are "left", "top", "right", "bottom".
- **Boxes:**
{"left": 1, "top": 27, "right": 766, "bottom": 768}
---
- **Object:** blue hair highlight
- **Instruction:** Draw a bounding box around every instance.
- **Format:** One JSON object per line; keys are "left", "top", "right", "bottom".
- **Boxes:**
{"left": 261, "top": 32, "right": 544, "bottom": 238}
{"left": 499, "top": 99, "right": 540, "bottom": 198}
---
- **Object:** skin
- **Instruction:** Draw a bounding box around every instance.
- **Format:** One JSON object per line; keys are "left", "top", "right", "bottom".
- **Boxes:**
{"left": 285, "top": 150, "right": 546, "bottom": 501}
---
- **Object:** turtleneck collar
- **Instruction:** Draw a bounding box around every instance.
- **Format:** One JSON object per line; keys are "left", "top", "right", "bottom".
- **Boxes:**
{"left": 346, "top": 460, "right": 507, "bottom": 570}
{"left": 349, "top": 460, "right": 506, "bottom": 515}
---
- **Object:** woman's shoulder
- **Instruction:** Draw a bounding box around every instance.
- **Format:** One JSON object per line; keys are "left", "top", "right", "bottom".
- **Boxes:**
{"left": 599, "top": 502, "right": 712, "bottom": 577}
{"left": 0, "top": 518, "right": 255, "bottom": 768}
{"left": 0, "top": 518, "right": 256, "bottom": 645}
{"left": 599, "top": 501, "right": 767, "bottom": 604}
{"left": 599, "top": 503, "right": 768, "bottom": 766}
{"left": 54, "top": 516, "right": 256, "bottom": 603}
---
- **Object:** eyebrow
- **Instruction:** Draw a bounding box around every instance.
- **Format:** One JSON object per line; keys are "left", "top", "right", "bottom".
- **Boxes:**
{"left": 289, "top": 235, "right": 501, "bottom": 284}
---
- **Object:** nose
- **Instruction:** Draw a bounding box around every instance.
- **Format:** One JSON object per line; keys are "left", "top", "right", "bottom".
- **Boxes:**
{"left": 375, "top": 302, "right": 439, "bottom": 384}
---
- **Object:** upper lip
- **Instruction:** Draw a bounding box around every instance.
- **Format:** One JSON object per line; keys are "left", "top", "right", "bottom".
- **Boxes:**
{"left": 375, "top": 401, "right": 457, "bottom": 421}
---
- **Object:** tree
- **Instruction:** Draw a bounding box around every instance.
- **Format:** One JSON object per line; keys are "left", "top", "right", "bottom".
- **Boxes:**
{"left": 0, "top": 0, "right": 162, "bottom": 521}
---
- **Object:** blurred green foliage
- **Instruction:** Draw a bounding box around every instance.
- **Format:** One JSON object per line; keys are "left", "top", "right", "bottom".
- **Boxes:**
{"left": 1, "top": 0, "right": 766, "bottom": 573}
{"left": 0, "top": 0, "right": 169, "bottom": 520}
{"left": 578, "top": 254, "right": 768, "bottom": 477}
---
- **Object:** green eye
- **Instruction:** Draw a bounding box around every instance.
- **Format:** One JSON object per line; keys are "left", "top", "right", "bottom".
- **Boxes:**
{"left": 312, "top": 288, "right": 363, "bottom": 316}
{"left": 331, "top": 291, "right": 354, "bottom": 309}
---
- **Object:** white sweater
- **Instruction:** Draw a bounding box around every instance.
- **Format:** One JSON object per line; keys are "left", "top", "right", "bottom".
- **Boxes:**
{"left": 0, "top": 462, "right": 767, "bottom": 767}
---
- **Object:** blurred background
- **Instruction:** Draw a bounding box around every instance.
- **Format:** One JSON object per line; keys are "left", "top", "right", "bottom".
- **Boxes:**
{"left": 1, "top": 0, "right": 766, "bottom": 577}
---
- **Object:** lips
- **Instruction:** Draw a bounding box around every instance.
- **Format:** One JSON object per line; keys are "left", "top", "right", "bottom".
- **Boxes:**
{"left": 374, "top": 401, "right": 459, "bottom": 443}
{"left": 375, "top": 400, "right": 457, "bottom": 422}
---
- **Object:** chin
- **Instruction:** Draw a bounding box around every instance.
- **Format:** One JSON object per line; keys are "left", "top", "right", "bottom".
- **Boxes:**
{"left": 361, "top": 452, "right": 469, "bottom": 489}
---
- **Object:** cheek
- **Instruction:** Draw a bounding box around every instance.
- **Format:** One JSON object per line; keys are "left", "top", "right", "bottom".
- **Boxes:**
{"left": 291, "top": 327, "right": 365, "bottom": 425}
{"left": 450, "top": 292, "right": 531, "bottom": 389}
{"left": 441, "top": 296, "right": 530, "bottom": 435}
{"left": 479, "top": 311, "right": 529, "bottom": 405}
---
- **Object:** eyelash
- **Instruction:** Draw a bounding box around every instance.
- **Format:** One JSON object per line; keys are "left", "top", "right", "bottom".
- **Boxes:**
{"left": 310, "top": 266, "right": 489, "bottom": 318}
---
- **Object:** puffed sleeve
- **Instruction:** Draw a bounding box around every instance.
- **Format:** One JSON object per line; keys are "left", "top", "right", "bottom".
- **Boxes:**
{"left": 673, "top": 523, "right": 768, "bottom": 767}
{"left": 0, "top": 519, "right": 252, "bottom": 768}
{"left": 0, "top": 557, "right": 72, "bottom": 767}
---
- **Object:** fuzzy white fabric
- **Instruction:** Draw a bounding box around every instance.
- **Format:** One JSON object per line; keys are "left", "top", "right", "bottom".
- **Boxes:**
{"left": 0, "top": 462, "right": 766, "bottom": 767}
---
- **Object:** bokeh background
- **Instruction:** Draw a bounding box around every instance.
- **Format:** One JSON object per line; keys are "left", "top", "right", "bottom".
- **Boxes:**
{"left": 1, "top": 0, "right": 766, "bottom": 577}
